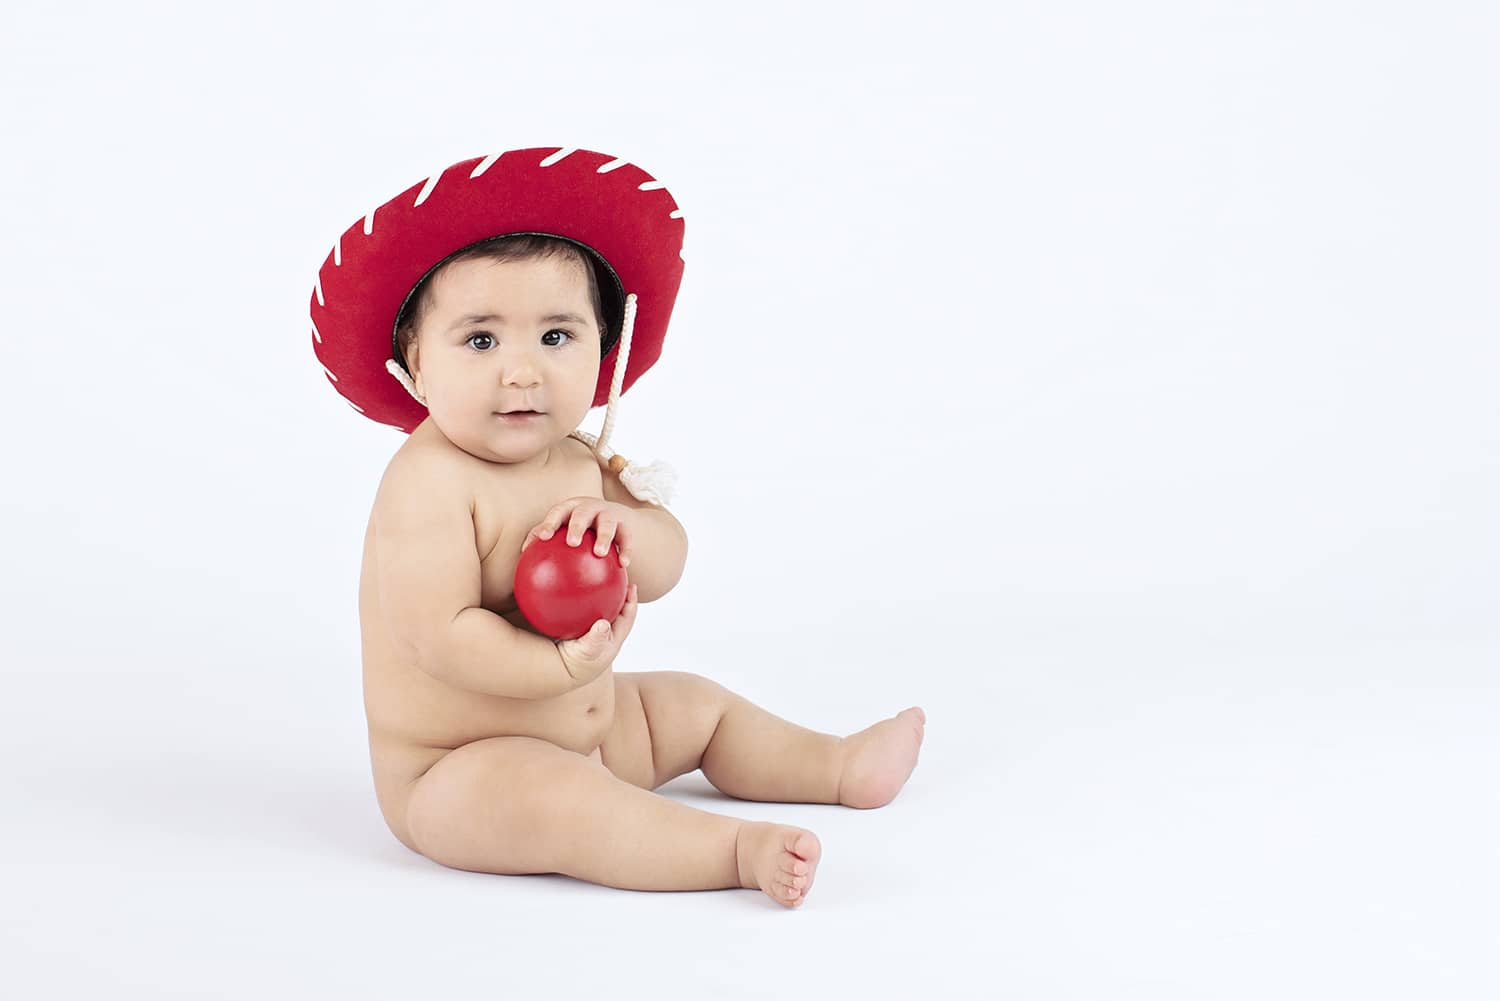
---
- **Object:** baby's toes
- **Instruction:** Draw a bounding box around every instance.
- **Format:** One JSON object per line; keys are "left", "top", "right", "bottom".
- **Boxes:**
{"left": 746, "top": 824, "right": 821, "bottom": 908}
{"left": 774, "top": 830, "right": 820, "bottom": 905}
{"left": 788, "top": 830, "right": 822, "bottom": 866}
{"left": 903, "top": 707, "right": 927, "bottom": 744}
{"left": 788, "top": 833, "right": 821, "bottom": 882}
{"left": 769, "top": 878, "right": 799, "bottom": 906}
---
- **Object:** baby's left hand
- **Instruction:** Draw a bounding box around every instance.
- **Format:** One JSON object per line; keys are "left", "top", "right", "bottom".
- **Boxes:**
{"left": 521, "top": 497, "right": 636, "bottom": 569}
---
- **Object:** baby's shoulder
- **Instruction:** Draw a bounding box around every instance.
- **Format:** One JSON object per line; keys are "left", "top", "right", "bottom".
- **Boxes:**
{"left": 559, "top": 431, "right": 604, "bottom": 471}
{"left": 374, "top": 433, "right": 476, "bottom": 516}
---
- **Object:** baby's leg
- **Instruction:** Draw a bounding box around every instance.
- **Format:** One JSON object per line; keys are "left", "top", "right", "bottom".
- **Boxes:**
{"left": 404, "top": 735, "right": 819, "bottom": 907}
{"left": 625, "top": 671, "right": 925, "bottom": 809}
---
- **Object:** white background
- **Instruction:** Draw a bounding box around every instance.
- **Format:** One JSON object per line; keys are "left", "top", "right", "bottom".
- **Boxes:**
{"left": 2, "top": 1, "right": 1496, "bottom": 997}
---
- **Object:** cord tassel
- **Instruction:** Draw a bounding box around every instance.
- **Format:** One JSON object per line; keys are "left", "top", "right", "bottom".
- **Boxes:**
{"left": 569, "top": 428, "right": 678, "bottom": 507}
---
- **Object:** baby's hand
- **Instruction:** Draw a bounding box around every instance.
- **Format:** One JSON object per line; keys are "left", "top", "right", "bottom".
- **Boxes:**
{"left": 556, "top": 584, "right": 640, "bottom": 685}
{"left": 521, "top": 497, "right": 636, "bottom": 569}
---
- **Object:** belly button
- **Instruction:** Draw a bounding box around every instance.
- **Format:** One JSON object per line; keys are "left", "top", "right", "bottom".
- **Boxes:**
{"left": 585, "top": 705, "right": 596, "bottom": 714}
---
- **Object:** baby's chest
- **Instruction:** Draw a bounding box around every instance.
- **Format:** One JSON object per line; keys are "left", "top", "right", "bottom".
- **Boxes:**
{"left": 473, "top": 465, "right": 604, "bottom": 619}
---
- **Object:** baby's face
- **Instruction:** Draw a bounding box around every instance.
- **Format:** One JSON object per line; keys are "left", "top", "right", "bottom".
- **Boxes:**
{"left": 409, "top": 254, "right": 603, "bottom": 466}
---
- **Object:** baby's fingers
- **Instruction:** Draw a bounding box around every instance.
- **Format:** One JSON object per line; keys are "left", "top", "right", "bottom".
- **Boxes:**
{"left": 565, "top": 508, "right": 601, "bottom": 547}
{"left": 612, "top": 584, "right": 640, "bottom": 641}
{"left": 610, "top": 522, "right": 632, "bottom": 567}
{"left": 521, "top": 525, "right": 553, "bottom": 553}
{"left": 590, "top": 519, "right": 619, "bottom": 559}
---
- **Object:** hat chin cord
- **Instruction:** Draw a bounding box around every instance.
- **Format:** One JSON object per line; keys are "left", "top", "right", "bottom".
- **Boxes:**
{"left": 384, "top": 292, "right": 677, "bottom": 507}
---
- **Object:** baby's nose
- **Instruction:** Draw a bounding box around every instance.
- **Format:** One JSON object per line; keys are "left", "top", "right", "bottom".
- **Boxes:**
{"left": 499, "top": 359, "right": 542, "bottom": 385}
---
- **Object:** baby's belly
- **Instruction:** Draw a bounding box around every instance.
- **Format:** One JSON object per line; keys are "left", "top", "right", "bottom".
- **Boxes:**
{"left": 364, "top": 654, "right": 617, "bottom": 781}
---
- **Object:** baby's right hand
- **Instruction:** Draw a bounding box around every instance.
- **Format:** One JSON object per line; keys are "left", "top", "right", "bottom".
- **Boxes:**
{"left": 556, "top": 584, "right": 640, "bottom": 686}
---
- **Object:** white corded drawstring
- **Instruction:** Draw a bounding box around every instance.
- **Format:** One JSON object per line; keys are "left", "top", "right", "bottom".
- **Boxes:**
{"left": 571, "top": 294, "right": 679, "bottom": 506}
{"left": 385, "top": 358, "right": 423, "bottom": 402}
{"left": 595, "top": 291, "right": 636, "bottom": 456}
{"left": 385, "top": 291, "right": 677, "bottom": 506}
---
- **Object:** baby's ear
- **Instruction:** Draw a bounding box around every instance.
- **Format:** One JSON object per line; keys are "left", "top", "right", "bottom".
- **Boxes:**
{"left": 406, "top": 345, "right": 426, "bottom": 397}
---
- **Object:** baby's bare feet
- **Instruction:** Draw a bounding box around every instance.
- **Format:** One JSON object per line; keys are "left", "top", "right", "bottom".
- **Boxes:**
{"left": 837, "top": 707, "right": 926, "bottom": 809}
{"left": 735, "top": 822, "right": 821, "bottom": 909}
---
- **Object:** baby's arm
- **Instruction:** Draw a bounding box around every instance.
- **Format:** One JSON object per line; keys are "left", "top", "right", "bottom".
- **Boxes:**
{"left": 596, "top": 456, "right": 688, "bottom": 603}
{"left": 375, "top": 454, "right": 574, "bottom": 700}
{"left": 436, "top": 608, "right": 575, "bottom": 700}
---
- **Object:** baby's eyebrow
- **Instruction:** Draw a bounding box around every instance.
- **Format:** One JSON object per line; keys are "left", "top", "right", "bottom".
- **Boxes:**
{"left": 449, "top": 311, "right": 588, "bottom": 330}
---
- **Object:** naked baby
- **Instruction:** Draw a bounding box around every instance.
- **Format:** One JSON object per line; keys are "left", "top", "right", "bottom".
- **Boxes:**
{"left": 311, "top": 148, "right": 924, "bottom": 908}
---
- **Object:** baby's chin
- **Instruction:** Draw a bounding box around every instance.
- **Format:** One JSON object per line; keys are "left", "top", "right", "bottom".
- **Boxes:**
{"left": 434, "top": 415, "right": 577, "bottom": 466}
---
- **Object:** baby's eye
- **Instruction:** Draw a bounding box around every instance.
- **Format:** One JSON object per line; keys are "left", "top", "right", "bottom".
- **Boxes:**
{"left": 466, "top": 329, "right": 573, "bottom": 351}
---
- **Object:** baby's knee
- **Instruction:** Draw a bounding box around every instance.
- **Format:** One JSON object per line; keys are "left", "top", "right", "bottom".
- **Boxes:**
{"left": 645, "top": 670, "right": 730, "bottom": 706}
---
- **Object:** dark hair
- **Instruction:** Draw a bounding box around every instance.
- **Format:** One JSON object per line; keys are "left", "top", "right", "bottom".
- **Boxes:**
{"left": 392, "top": 233, "right": 623, "bottom": 373}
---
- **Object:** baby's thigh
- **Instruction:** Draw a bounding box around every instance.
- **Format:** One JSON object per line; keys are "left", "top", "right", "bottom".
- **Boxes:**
{"left": 405, "top": 734, "right": 608, "bottom": 874}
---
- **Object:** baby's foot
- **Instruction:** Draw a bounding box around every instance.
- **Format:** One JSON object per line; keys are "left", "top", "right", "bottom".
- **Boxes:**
{"left": 837, "top": 707, "right": 926, "bottom": 809}
{"left": 735, "top": 822, "right": 821, "bottom": 909}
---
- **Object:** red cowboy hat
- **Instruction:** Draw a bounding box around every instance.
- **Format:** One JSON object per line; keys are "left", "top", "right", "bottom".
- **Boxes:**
{"left": 309, "top": 146, "right": 686, "bottom": 435}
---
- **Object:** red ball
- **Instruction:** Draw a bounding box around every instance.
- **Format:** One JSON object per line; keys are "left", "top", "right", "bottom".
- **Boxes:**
{"left": 513, "top": 527, "right": 630, "bottom": 640}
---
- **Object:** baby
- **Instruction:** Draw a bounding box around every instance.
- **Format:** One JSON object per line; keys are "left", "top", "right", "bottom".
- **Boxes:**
{"left": 333, "top": 156, "right": 924, "bottom": 908}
